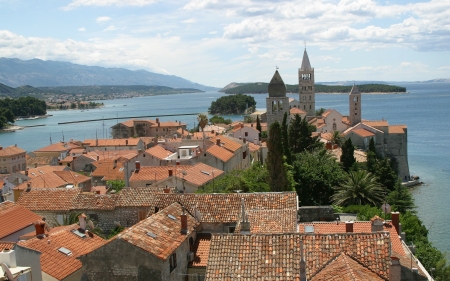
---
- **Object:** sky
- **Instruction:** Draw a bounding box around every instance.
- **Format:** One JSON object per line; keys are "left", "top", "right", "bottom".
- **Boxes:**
{"left": 0, "top": 0, "right": 449, "bottom": 87}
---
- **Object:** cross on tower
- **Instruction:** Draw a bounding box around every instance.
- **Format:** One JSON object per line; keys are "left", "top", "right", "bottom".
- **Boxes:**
{"left": 276, "top": 65, "right": 279, "bottom": 70}
{"left": 304, "top": 40, "right": 307, "bottom": 49}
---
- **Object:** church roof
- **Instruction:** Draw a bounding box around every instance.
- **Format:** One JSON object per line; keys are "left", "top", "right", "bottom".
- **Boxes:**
{"left": 300, "top": 49, "right": 312, "bottom": 71}
{"left": 350, "top": 84, "right": 361, "bottom": 95}
{"left": 268, "top": 70, "right": 286, "bottom": 97}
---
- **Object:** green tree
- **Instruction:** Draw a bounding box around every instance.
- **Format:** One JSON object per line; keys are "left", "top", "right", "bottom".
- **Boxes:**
{"left": 368, "top": 137, "right": 376, "bottom": 153}
{"left": 266, "top": 122, "right": 291, "bottom": 192}
{"left": 330, "top": 131, "right": 344, "bottom": 148}
{"left": 106, "top": 180, "right": 125, "bottom": 192}
{"left": 197, "top": 114, "right": 208, "bottom": 132}
{"left": 373, "top": 157, "right": 398, "bottom": 191}
{"left": 293, "top": 149, "right": 345, "bottom": 205}
{"left": 208, "top": 94, "right": 256, "bottom": 114}
{"left": 256, "top": 115, "right": 262, "bottom": 138}
{"left": 315, "top": 107, "right": 326, "bottom": 116}
{"left": 209, "top": 115, "right": 232, "bottom": 125}
{"left": 0, "top": 108, "right": 14, "bottom": 123}
{"left": 281, "top": 112, "right": 292, "bottom": 164}
{"left": 70, "top": 102, "right": 77, "bottom": 109}
{"left": 386, "top": 181, "right": 415, "bottom": 213}
{"left": 288, "top": 114, "right": 321, "bottom": 154}
{"left": 340, "top": 138, "right": 356, "bottom": 172}
{"left": 331, "top": 170, "right": 385, "bottom": 207}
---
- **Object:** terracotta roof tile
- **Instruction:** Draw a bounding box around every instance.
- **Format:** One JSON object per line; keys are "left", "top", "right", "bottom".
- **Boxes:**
{"left": 388, "top": 125, "right": 407, "bottom": 134}
{"left": 191, "top": 131, "right": 217, "bottom": 140}
{"left": 362, "top": 120, "right": 389, "bottom": 127}
{"left": 0, "top": 145, "right": 26, "bottom": 157}
{"left": 210, "top": 135, "right": 243, "bottom": 153}
{"left": 235, "top": 209, "right": 297, "bottom": 234}
{"left": 145, "top": 145, "right": 174, "bottom": 160}
{"left": 0, "top": 241, "right": 15, "bottom": 251}
{"left": 34, "top": 141, "right": 81, "bottom": 153}
{"left": 15, "top": 171, "right": 90, "bottom": 190}
{"left": 130, "top": 165, "right": 192, "bottom": 183}
{"left": 115, "top": 191, "right": 298, "bottom": 223}
{"left": 26, "top": 156, "right": 57, "bottom": 166}
{"left": 0, "top": 201, "right": 42, "bottom": 239}
{"left": 71, "top": 193, "right": 118, "bottom": 211}
{"left": 118, "top": 203, "right": 199, "bottom": 260}
{"left": 16, "top": 188, "right": 80, "bottom": 211}
{"left": 24, "top": 164, "right": 69, "bottom": 178}
{"left": 290, "top": 107, "right": 307, "bottom": 115}
{"left": 247, "top": 142, "right": 260, "bottom": 152}
{"left": 18, "top": 224, "right": 106, "bottom": 280}
{"left": 91, "top": 159, "right": 127, "bottom": 181}
{"left": 206, "top": 145, "right": 234, "bottom": 162}
{"left": 322, "top": 109, "right": 333, "bottom": 117}
{"left": 83, "top": 138, "right": 140, "bottom": 147}
{"left": 178, "top": 163, "right": 223, "bottom": 187}
{"left": 352, "top": 128, "right": 375, "bottom": 138}
{"left": 190, "top": 233, "right": 211, "bottom": 267}
{"left": 205, "top": 233, "right": 390, "bottom": 280}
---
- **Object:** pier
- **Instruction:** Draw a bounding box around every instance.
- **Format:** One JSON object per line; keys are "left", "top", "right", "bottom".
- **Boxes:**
{"left": 57, "top": 113, "right": 201, "bottom": 125}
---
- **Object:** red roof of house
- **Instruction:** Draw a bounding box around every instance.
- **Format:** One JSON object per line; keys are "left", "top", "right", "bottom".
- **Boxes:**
{"left": 130, "top": 165, "right": 192, "bottom": 182}
{"left": 18, "top": 224, "right": 106, "bottom": 280}
{"left": 16, "top": 188, "right": 81, "bottom": 211}
{"left": 178, "top": 163, "right": 223, "bottom": 187}
{"left": 235, "top": 209, "right": 297, "bottom": 234}
{"left": 206, "top": 145, "right": 234, "bottom": 162}
{"left": 0, "top": 201, "right": 42, "bottom": 239}
{"left": 83, "top": 138, "right": 140, "bottom": 147}
{"left": 190, "top": 234, "right": 211, "bottom": 267}
{"left": 34, "top": 141, "right": 81, "bottom": 153}
{"left": 0, "top": 145, "right": 26, "bottom": 157}
{"left": 352, "top": 128, "right": 375, "bottom": 138}
{"left": 145, "top": 145, "right": 174, "bottom": 160}
{"left": 0, "top": 241, "right": 15, "bottom": 252}
{"left": 210, "top": 135, "right": 243, "bottom": 153}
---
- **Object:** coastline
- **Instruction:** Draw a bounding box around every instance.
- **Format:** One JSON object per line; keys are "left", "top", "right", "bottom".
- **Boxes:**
{"left": 0, "top": 125, "right": 24, "bottom": 133}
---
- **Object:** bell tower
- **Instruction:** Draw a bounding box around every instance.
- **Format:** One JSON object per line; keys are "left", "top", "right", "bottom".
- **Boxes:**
{"left": 266, "top": 70, "right": 289, "bottom": 129}
{"left": 349, "top": 84, "right": 361, "bottom": 126}
{"left": 299, "top": 48, "right": 315, "bottom": 116}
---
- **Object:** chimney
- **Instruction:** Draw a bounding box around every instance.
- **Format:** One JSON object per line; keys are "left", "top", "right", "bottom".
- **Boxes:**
{"left": 26, "top": 182, "right": 31, "bottom": 192}
{"left": 135, "top": 161, "right": 141, "bottom": 172}
{"left": 300, "top": 241, "right": 307, "bottom": 281}
{"left": 35, "top": 162, "right": 38, "bottom": 168}
{"left": 156, "top": 118, "right": 159, "bottom": 123}
{"left": 243, "top": 138, "right": 247, "bottom": 143}
{"left": 216, "top": 138, "right": 221, "bottom": 146}
{"left": 345, "top": 221, "right": 354, "bottom": 233}
{"left": 179, "top": 121, "right": 181, "bottom": 125}
{"left": 168, "top": 169, "right": 173, "bottom": 177}
{"left": 251, "top": 123, "right": 253, "bottom": 127}
{"left": 0, "top": 146, "right": 2, "bottom": 150}
{"left": 163, "top": 187, "right": 170, "bottom": 193}
{"left": 211, "top": 130, "right": 214, "bottom": 134}
{"left": 78, "top": 213, "right": 87, "bottom": 231}
{"left": 391, "top": 212, "right": 400, "bottom": 234}
{"left": 125, "top": 139, "right": 128, "bottom": 146}
{"left": 241, "top": 124, "right": 244, "bottom": 128}
{"left": 34, "top": 220, "right": 46, "bottom": 238}
{"left": 25, "top": 168, "right": 29, "bottom": 176}
{"left": 371, "top": 216, "right": 384, "bottom": 232}
{"left": 389, "top": 257, "right": 401, "bottom": 281}
{"left": 113, "top": 160, "right": 117, "bottom": 169}
{"left": 180, "top": 207, "right": 188, "bottom": 234}
{"left": 176, "top": 161, "right": 180, "bottom": 166}
{"left": 240, "top": 198, "right": 250, "bottom": 233}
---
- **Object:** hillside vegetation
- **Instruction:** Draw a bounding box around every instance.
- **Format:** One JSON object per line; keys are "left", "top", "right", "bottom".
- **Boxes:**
{"left": 220, "top": 83, "right": 406, "bottom": 94}
{"left": 0, "top": 96, "right": 46, "bottom": 128}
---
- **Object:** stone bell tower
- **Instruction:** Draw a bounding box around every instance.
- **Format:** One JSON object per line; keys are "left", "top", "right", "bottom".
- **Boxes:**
{"left": 266, "top": 70, "right": 289, "bottom": 130}
{"left": 349, "top": 84, "right": 361, "bottom": 126}
{"left": 299, "top": 49, "right": 315, "bottom": 116}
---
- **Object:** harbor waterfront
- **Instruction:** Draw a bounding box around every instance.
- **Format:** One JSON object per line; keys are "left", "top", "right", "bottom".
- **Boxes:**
{"left": 1, "top": 82, "right": 449, "bottom": 254}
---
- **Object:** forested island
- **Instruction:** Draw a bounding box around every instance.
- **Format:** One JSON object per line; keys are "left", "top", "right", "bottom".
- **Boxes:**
{"left": 220, "top": 83, "right": 406, "bottom": 94}
{"left": 0, "top": 96, "right": 46, "bottom": 128}
{"left": 208, "top": 94, "right": 257, "bottom": 114}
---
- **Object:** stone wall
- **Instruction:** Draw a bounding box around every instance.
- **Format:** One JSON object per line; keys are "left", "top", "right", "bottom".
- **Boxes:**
{"left": 298, "top": 206, "right": 335, "bottom": 222}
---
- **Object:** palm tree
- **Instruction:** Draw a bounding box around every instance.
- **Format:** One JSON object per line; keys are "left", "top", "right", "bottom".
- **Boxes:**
{"left": 330, "top": 131, "right": 344, "bottom": 149}
{"left": 197, "top": 113, "right": 208, "bottom": 149}
{"left": 330, "top": 170, "right": 385, "bottom": 206}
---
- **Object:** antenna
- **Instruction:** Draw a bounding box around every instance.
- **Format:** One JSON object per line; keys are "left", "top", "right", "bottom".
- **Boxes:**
{"left": 50, "top": 133, "right": 52, "bottom": 145}
{"left": 276, "top": 65, "right": 279, "bottom": 70}
{"left": 62, "top": 130, "right": 65, "bottom": 142}
{"left": 1, "top": 263, "right": 19, "bottom": 281}
{"left": 304, "top": 40, "right": 307, "bottom": 49}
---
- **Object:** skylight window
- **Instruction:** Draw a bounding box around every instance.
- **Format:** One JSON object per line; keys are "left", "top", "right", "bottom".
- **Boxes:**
{"left": 119, "top": 167, "right": 124, "bottom": 171}
{"left": 201, "top": 170, "right": 210, "bottom": 175}
{"left": 147, "top": 232, "right": 157, "bottom": 238}
{"left": 168, "top": 214, "right": 177, "bottom": 220}
{"left": 58, "top": 247, "right": 72, "bottom": 256}
{"left": 71, "top": 229, "right": 86, "bottom": 238}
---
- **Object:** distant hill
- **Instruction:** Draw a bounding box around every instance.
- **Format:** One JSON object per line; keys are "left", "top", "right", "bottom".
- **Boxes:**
{"left": 0, "top": 58, "right": 218, "bottom": 91}
{"left": 220, "top": 83, "right": 406, "bottom": 94}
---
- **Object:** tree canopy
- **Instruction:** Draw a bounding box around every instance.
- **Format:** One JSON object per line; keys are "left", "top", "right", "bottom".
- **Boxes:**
{"left": 208, "top": 94, "right": 256, "bottom": 114}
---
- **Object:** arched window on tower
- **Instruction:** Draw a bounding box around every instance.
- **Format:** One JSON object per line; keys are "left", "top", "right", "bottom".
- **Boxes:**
{"left": 354, "top": 96, "right": 358, "bottom": 102}
{"left": 333, "top": 123, "right": 337, "bottom": 131}
{"left": 310, "top": 105, "right": 312, "bottom": 109}
{"left": 278, "top": 100, "right": 283, "bottom": 111}
{"left": 272, "top": 101, "right": 277, "bottom": 112}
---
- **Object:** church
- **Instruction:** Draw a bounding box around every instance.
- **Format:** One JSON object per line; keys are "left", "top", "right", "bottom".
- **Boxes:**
{"left": 265, "top": 49, "right": 410, "bottom": 181}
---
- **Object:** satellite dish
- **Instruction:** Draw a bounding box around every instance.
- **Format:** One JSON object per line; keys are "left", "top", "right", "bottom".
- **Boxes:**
{"left": 381, "top": 203, "right": 391, "bottom": 214}
{"left": 2, "top": 262, "right": 18, "bottom": 281}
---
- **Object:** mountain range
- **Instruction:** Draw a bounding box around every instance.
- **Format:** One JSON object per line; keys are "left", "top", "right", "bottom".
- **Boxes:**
{"left": 0, "top": 58, "right": 218, "bottom": 91}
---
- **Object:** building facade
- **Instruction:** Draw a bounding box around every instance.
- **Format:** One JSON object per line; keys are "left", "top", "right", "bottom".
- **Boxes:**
{"left": 0, "top": 145, "right": 26, "bottom": 174}
{"left": 266, "top": 70, "right": 289, "bottom": 130}
{"left": 299, "top": 49, "right": 315, "bottom": 116}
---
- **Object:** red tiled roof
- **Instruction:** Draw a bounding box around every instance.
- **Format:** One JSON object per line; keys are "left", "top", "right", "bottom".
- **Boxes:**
{"left": 22, "top": 165, "right": 69, "bottom": 178}
{"left": 247, "top": 142, "right": 260, "bottom": 152}
{"left": 322, "top": 109, "right": 333, "bottom": 117}
{"left": 18, "top": 224, "right": 106, "bottom": 280}
{"left": 84, "top": 138, "right": 140, "bottom": 147}
{"left": 205, "top": 233, "right": 390, "bottom": 280}
{"left": 118, "top": 203, "right": 199, "bottom": 260}
{"left": 388, "top": 125, "right": 407, "bottom": 134}
{"left": 26, "top": 156, "right": 57, "bottom": 166}
{"left": 235, "top": 209, "right": 297, "bottom": 234}
{"left": 71, "top": 193, "right": 118, "bottom": 210}
{"left": 178, "top": 163, "right": 223, "bottom": 187}
{"left": 115, "top": 191, "right": 298, "bottom": 223}
{"left": 190, "top": 233, "right": 211, "bottom": 267}
{"left": 0, "top": 145, "right": 26, "bottom": 157}
{"left": 15, "top": 170, "right": 90, "bottom": 190}
{"left": 290, "top": 107, "right": 307, "bottom": 115}
{"left": 16, "top": 188, "right": 81, "bottom": 211}
{"left": 210, "top": 135, "right": 243, "bottom": 152}
{"left": 206, "top": 145, "right": 234, "bottom": 162}
{"left": 362, "top": 120, "right": 389, "bottom": 127}
{"left": 312, "top": 252, "right": 385, "bottom": 280}
{"left": 34, "top": 141, "right": 81, "bottom": 153}
{"left": 352, "top": 128, "right": 375, "bottom": 138}
{"left": 130, "top": 165, "right": 192, "bottom": 182}
{"left": 0, "top": 241, "right": 15, "bottom": 251}
{"left": 0, "top": 201, "right": 42, "bottom": 239}
{"left": 91, "top": 159, "right": 127, "bottom": 181}
{"left": 145, "top": 145, "right": 173, "bottom": 160}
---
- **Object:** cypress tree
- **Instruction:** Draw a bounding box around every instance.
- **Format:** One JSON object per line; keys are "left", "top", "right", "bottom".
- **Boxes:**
{"left": 341, "top": 138, "right": 356, "bottom": 172}
{"left": 266, "top": 121, "right": 289, "bottom": 192}
{"left": 288, "top": 114, "right": 321, "bottom": 153}
{"left": 256, "top": 115, "right": 262, "bottom": 138}
{"left": 368, "top": 137, "right": 376, "bottom": 153}
{"left": 281, "top": 112, "right": 291, "bottom": 164}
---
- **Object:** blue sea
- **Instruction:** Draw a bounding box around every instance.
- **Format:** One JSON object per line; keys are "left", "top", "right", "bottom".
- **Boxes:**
{"left": 1, "top": 82, "right": 449, "bottom": 253}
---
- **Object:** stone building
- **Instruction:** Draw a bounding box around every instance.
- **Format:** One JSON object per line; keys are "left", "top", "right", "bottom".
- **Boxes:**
{"left": 111, "top": 119, "right": 187, "bottom": 139}
{"left": 79, "top": 203, "right": 198, "bottom": 281}
{"left": 0, "top": 145, "right": 26, "bottom": 174}
{"left": 266, "top": 70, "right": 289, "bottom": 131}
{"left": 299, "top": 48, "right": 315, "bottom": 116}
{"left": 349, "top": 84, "right": 362, "bottom": 126}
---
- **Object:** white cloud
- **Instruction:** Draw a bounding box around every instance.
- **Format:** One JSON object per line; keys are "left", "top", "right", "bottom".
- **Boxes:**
{"left": 96, "top": 16, "right": 111, "bottom": 23}
{"left": 182, "top": 18, "right": 197, "bottom": 24}
{"left": 319, "top": 56, "right": 341, "bottom": 62}
{"left": 63, "top": 0, "right": 158, "bottom": 10}
{"left": 103, "top": 25, "right": 116, "bottom": 31}
{"left": 78, "top": 27, "right": 86, "bottom": 32}
{"left": 209, "top": 31, "right": 217, "bottom": 34}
